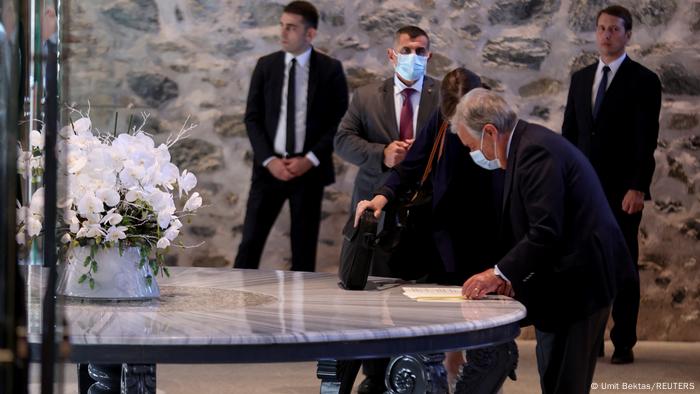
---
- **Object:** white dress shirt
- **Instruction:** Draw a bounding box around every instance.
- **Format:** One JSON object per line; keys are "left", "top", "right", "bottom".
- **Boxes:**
{"left": 393, "top": 74, "right": 423, "bottom": 139}
{"left": 263, "top": 47, "right": 319, "bottom": 167}
{"left": 591, "top": 53, "right": 626, "bottom": 108}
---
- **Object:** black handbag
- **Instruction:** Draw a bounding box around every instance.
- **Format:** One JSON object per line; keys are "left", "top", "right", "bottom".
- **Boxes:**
{"left": 376, "top": 120, "right": 450, "bottom": 280}
{"left": 338, "top": 210, "right": 380, "bottom": 290}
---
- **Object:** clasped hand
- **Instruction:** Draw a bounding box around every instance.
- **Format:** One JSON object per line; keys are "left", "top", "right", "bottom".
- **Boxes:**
{"left": 266, "top": 157, "right": 313, "bottom": 181}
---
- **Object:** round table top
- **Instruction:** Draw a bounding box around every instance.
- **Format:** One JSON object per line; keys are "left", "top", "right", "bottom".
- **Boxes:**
{"left": 26, "top": 267, "right": 526, "bottom": 363}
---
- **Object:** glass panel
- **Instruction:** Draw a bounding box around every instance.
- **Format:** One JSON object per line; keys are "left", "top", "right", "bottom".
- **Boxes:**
{"left": 0, "top": 0, "right": 28, "bottom": 391}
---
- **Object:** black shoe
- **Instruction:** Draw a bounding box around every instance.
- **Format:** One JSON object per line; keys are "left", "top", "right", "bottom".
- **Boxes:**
{"left": 611, "top": 348, "right": 634, "bottom": 364}
{"left": 357, "top": 376, "right": 386, "bottom": 394}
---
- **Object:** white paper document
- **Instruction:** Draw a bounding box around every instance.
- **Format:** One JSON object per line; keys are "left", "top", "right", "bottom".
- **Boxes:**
{"left": 401, "top": 287, "right": 465, "bottom": 302}
{"left": 402, "top": 287, "right": 511, "bottom": 302}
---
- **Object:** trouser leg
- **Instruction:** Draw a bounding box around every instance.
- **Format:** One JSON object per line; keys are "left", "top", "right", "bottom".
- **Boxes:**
{"left": 535, "top": 306, "right": 610, "bottom": 394}
{"left": 288, "top": 176, "right": 324, "bottom": 272}
{"left": 610, "top": 209, "right": 642, "bottom": 350}
{"left": 234, "top": 172, "right": 287, "bottom": 269}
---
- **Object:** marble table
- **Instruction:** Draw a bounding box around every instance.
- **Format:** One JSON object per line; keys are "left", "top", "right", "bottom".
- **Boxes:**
{"left": 26, "top": 267, "right": 526, "bottom": 393}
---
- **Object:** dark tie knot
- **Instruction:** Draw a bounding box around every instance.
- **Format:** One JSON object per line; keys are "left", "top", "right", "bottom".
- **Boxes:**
{"left": 401, "top": 88, "right": 415, "bottom": 99}
{"left": 602, "top": 65, "right": 610, "bottom": 74}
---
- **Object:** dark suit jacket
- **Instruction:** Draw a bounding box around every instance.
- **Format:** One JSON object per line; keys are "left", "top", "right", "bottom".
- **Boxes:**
{"left": 376, "top": 112, "right": 503, "bottom": 280}
{"left": 562, "top": 56, "right": 661, "bottom": 202}
{"left": 334, "top": 76, "right": 440, "bottom": 208}
{"left": 498, "top": 120, "right": 634, "bottom": 331}
{"left": 244, "top": 48, "right": 348, "bottom": 186}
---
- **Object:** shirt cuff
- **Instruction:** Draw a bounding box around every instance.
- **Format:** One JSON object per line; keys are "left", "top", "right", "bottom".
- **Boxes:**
{"left": 305, "top": 152, "right": 320, "bottom": 167}
{"left": 494, "top": 265, "right": 510, "bottom": 283}
{"left": 262, "top": 156, "right": 275, "bottom": 167}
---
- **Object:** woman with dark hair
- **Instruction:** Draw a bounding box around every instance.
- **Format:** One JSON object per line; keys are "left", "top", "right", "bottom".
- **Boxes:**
{"left": 354, "top": 68, "right": 506, "bottom": 388}
{"left": 357, "top": 67, "right": 503, "bottom": 284}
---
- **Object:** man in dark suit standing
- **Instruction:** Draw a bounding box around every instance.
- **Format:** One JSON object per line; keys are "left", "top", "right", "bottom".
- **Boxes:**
{"left": 234, "top": 1, "right": 348, "bottom": 272}
{"left": 334, "top": 26, "right": 440, "bottom": 213}
{"left": 333, "top": 26, "right": 439, "bottom": 394}
{"left": 454, "top": 89, "right": 634, "bottom": 394}
{"left": 562, "top": 5, "right": 662, "bottom": 364}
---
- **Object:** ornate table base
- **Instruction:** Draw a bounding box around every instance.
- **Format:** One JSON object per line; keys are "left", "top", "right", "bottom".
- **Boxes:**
{"left": 385, "top": 353, "right": 449, "bottom": 394}
{"left": 317, "top": 359, "right": 362, "bottom": 394}
{"left": 314, "top": 341, "right": 518, "bottom": 394}
{"left": 78, "top": 363, "right": 156, "bottom": 394}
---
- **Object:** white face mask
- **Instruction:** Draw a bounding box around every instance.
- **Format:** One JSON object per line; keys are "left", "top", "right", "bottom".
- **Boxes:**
{"left": 469, "top": 131, "right": 500, "bottom": 170}
{"left": 393, "top": 51, "right": 427, "bottom": 82}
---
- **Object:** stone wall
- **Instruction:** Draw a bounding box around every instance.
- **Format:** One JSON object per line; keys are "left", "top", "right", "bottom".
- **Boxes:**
{"left": 61, "top": 0, "right": 700, "bottom": 340}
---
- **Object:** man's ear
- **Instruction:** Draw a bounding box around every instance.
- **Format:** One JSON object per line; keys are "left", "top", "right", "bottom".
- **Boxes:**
{"left": 387, "top": 48, "right": 397, "bottom": 65}
{"left": 306, "top": 27, "right": 317, "bottom": 42}
{"left": 427, "top": 51, "right": 432, "bottom": 61}
{"left": 483, "top": 124, "right": 498, "bottom": 137}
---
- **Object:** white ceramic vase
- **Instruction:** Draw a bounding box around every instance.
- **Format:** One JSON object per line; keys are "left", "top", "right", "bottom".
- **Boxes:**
{"left": 56, "top": 246, "right": 160, "bottom": 300}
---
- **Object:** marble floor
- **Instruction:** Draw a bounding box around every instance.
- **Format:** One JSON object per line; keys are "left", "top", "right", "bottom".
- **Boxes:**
{"left": 30, "top": 339, "right": 700, "bottom": 393}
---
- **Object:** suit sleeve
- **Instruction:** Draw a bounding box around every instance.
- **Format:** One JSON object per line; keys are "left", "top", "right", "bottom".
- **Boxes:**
{"left": 375, "top": 112, "right": 439, "bottom": 202}
{"left": 630, "top": 71, "right": 662, "bottom": 195}
{"left": 244, "top": 58, "right": 274, "bottom": 167}
{"left": 334, "top": 89, "right": 388, "bottom": 173}
{"left": 561, "top": 73, "right": 578, "bottom": 144}
{"left": 308, "top": 60, "right": 349, "bottom": 161}
{"left": 497, "top": 145, "right": 566, "bottom": 283}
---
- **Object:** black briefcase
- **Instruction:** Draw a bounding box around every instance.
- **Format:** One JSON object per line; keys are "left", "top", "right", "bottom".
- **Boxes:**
{"left": 338, "top": 210, "right": 379, "bottom": 290}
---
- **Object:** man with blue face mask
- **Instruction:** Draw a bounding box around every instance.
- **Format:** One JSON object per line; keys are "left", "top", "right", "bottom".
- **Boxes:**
{"left": 333, "top": 25, "right": 440, "bottom": 394}
{"left": 335, "top": 26, "right": 439, "bottom": 213}
{"left": 453, "top": 89, "right": 635, "bottom": 394}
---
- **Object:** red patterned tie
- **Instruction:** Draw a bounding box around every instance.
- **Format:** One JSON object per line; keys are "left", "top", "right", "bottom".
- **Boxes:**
{"left": 399, "top": 88, "right": 415, "bottom": 141}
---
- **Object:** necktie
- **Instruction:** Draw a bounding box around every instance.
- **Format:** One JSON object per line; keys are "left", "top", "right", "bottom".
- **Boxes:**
{"left": 593, "top": 65, "right": 610, "bottom": 120}
{"left": 286, "top": 58, "right": 297, "bottom": 155}
{"left": 399, "top": 88, "right": 416, "bottom": 141}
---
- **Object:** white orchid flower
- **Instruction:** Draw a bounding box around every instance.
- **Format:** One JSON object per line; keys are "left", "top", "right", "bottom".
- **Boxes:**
{"left": 30, "top": 129, "right": 45, "bottom": 149}
{"left": 119, "top": 168, "right": 140, "bottom": 189}
{"left": 16, "top": 155, "right": 27, "bottom": 178}
{"left": 16, "top": 231, "right": 26, "bottom": 245}
{"left": 60, "top": 233, "right": 72, "bottom": 244}
{"left": 134, "top": 132, "right": 155, "bottom": 149}
{"left": 157, "top": 162, "right": 180, "bottom": 189}
{"left": 178, "top": 170, "right": 197, "bottom": 198}
{"left": 29, "top": 156, "right": 44, "bottom": 173}
{"left": 156, "top": 237, "right": 170, "bottom": 249}
{"left": 105, "top": 226, "right": 128, "bottom": 242}
{"left": 169, "top": 218, "right": 183, "bottom": 231}
{"left": 96, "top": 188, "right": 120, "bottom": 207}
{"left": 101, "top": 211, "right": 123, "bottom": 226}
{"left": 77, "top": 194, "right": 104, "bottom": 216}
{"left": 164, "top": 226, "right": 179, "bottom": 241}
{"left": 26, "top": 217, "right": 43, "bottom": 237}
{"left": 125, "top": 189, "right": 142, "bottom": 203}
{"left": 183, "top": 192, "right": 202, "bottom": 212}
{"left": 30, "top": 188, "right": 45, "bottom": 216}
{"left": 72, "top": 117, "right": 91, "bottom": 134}
{"left": 146, "top": 189, "right": 173, "bottom": 212}
{"left": 157, "top": 208, "right": 175, "bottom": 229}
{"left": 75, "top": 223, "right": 105, "bottom": 239}
{"left": 66, "top": 150, "right": 88, "bottom": 173}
